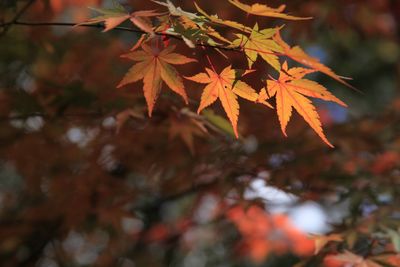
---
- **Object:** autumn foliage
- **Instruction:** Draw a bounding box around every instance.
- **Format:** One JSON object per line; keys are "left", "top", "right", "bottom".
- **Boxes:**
{"left": 78, "top": 0, "right": 352, "bottom": 147}
{"left": 0, "top": 0, "right": 399, "bottom": 267}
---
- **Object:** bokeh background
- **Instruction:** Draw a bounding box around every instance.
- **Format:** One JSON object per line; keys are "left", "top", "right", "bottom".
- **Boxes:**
{"left": 0, "top": 0, "right": 399, "bottom": 266}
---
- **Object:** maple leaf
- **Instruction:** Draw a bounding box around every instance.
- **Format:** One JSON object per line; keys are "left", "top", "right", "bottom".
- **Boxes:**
{"left": 77, "top": 2, "right": 161, "bottom": 33}
{"left": 77, "top": 5, "right": 129, "bottom": 32}
{"left": 228, "top": 0, "right": 311, "bottom": 20}
{"left": 274, "top": 31, "right": 354, "bottom": 88}
{"left": 185, "top": 66, "right": 262, "bottom": 137}
{"left": 118, "top": 44, "right": 196, "bottom": 116}
{"left": 129, "top": 10, "right": 163, "bottom": 34}
{"left": 169, "top": 110, "right": 207, "bottom": 154}
{"left": 232, "top": 24, "right": 282, "bottom": 70}
{"left": 260, "top": 62, "right": 347, "bottom": 147}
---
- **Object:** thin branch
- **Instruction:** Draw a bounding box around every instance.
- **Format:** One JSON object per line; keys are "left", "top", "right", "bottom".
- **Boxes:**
{"left": 10, "top": 21, "right": 155, "bottom": 33}
{"left": 12, "top": 1, "right": 36, "bottom": 21}
{"left": 0, "top": 0, "right": 36, "bottom": 36}
{"left": 0, "top": 20, "right": 245, "bottom": 53}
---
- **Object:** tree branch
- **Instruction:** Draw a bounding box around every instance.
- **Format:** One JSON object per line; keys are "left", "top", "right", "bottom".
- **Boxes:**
{"left": 0, "top": 20, "right": 243, "bottom": 52}
{"left": 0, "top": 0, "right": 36, "bottom": 36}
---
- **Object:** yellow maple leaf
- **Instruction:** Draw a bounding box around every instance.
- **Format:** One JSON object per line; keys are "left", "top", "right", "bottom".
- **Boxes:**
{"left": 232, "top": 24, "right": 282, "bottom": 70}
{"left": 118, "top": 44, "right": 196, "bottom": 116}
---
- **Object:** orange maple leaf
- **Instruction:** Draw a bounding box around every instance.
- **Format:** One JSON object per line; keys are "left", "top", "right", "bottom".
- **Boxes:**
{"left": 185, "top": 66, "right": 262, "bottom": 138}
{"left": 260, "top": 62, "right": 347, "bottom": 147}
{"left": 118, "top": 44, "right": 196, "bottom": 116}
{"left": 228, "top": 0, "right": 311, "bottom": 20}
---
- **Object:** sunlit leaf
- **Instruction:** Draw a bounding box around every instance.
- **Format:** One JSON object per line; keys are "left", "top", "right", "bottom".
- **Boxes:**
{"left": 118, "top": 44, "right": 196, "bottom": 116}
{"left": 232, "top": 24, "right": 282, "bottom": 70}
{"left": 185, "top": 66, "right": 260, "bottom": 137}
{"left": 261, "top": 62, "right": 347, "bottom": 147}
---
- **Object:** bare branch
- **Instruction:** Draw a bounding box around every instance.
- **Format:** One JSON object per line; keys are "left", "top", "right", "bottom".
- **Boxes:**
{"left": 0, "top": 0, "right": 36, "bottom": 36}
{"left": 0, "top": 20, "right": 243, "bottom": 52}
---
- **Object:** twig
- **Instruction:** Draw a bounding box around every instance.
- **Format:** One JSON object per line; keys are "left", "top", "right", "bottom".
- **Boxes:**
{"left": 0, "top": 0, "right": 36, "bottom": 36}
{"left": 0, "top": 20, "right": 245, "bottom": 53}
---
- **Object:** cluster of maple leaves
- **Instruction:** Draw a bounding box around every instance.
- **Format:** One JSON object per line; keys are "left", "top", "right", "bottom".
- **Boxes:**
{"left": 2, "top": 1, "right": 400, "bottom": 267}
{"left": 78, "top": 0, "right": 353, "bottom": 147}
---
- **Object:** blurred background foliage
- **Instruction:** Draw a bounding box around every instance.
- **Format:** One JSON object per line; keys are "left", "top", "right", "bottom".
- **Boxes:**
{"left": 0, "top": 0, "right": 399, "bottom": 266}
